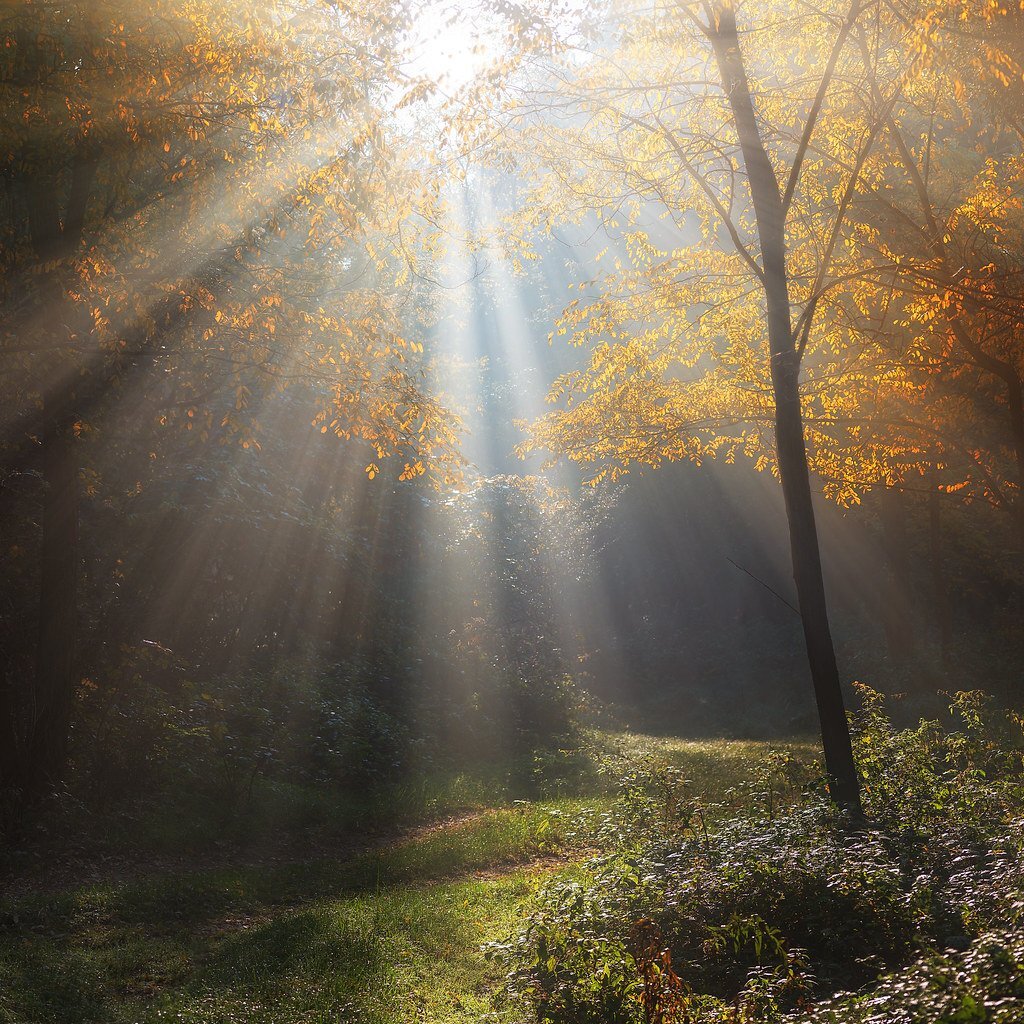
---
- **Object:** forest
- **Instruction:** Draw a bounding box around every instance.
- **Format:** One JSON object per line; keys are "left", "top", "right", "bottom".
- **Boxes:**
{"left": 1, "top": 0, "right": 1023, "bottom": 1021}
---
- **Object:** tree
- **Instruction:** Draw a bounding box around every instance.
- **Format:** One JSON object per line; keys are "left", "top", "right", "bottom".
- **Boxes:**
{"left": 850, "top": 12, "right": 1024, "bottom": 541}
{"left": 477, "top": 0, "right": 977, "bottom": 812}
{"left": 701, "top": 1, "right": 863, "bottom": 812}
{"left": 0, "top": 0, "right": 463, "bottom": 801}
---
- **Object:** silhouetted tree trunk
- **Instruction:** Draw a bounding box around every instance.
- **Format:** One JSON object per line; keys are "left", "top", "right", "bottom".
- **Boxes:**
{"left": 708, "top": 4, "right": 861, "bottom": 814}
{"left": 29, "top": 415, "right": 80, "bottom": 797}
{"left": 13, "top": 147, "right": 96, "bottom": 801}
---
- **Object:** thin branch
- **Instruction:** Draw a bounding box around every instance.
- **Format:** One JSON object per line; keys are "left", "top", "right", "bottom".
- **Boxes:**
{"left": 726, "top": 557, "right": 801, "bottom": 616}
{"left": 782, "top": 0, "right": 864, "bottom": 215}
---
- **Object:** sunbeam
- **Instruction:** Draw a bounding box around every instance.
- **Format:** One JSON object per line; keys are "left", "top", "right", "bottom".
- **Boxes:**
{"left": 3, "top": 1, "right": 1024, "bottom": 1020}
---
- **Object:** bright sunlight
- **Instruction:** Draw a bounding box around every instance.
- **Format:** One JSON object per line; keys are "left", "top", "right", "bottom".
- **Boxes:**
{"left": 2, "top": 1, "right": 1024, "bottom": 1022}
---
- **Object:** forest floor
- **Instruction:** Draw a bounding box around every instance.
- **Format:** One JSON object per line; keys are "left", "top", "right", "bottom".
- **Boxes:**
{"left": 0, "top": 734, "right": 816, "bottom": 1024}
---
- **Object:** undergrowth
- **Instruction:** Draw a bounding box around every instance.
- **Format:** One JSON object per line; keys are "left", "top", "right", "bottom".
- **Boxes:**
{"left": 0, "top": 735, "right": 783, "bottom": 1024}
{"left": 489, "top": 688, "right": 1024, "bottom": 1023}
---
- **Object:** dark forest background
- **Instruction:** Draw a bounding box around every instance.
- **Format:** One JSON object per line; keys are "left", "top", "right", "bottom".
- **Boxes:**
{"left": 3, "top": 233, "right": 1020, "bottom": 824}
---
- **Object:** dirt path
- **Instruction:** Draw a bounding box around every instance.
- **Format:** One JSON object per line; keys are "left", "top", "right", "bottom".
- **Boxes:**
{"left": 0, "top": 808, "right": 491, "bottom": 902}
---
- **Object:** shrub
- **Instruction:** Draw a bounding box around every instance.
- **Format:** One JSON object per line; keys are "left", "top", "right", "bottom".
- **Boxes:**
{"left": 68, "top": 644, "right": 601, "bottom": 811}
{"left": 803, "top": 926, "right": 1024, "bottom": 1024}
{"left": 490, "top": 691, "right": 1024, "bottom": 1024}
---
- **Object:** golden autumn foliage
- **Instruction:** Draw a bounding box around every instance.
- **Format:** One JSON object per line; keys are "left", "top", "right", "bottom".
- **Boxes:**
{"left": 470, "top": 0, "right": 1024, "bottom": 523}
{"left": 0, "top": 0, "right": 465, "bottom": 485}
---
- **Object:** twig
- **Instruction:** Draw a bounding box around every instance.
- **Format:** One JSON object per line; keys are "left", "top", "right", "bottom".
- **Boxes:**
{"left": 726, "top": 557, "right": 801, "bottom": 616}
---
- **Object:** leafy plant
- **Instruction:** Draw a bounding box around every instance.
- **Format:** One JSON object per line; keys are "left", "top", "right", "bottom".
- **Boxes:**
{"left": 492, "top": 692, "right": 1024, "bottom": 1023}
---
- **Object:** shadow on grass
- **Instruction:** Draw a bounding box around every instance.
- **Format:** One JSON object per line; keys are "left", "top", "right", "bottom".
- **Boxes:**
{"left": 0, "top": 736, "right": 800, "bottom": 1024}
{"left": 0, "top": 875, "right": 530, "bottom": 1024}
{"left": 0, "top": 904, "right": 388, "bottom": 1024}
{"left": 0, "top": 805, "right": 558, "bottom": 938}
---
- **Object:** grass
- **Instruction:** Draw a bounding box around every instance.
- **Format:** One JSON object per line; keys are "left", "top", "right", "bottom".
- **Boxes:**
{"left": 598, "top": 731, "right": 821, "bottom": 800}
{"left": 0, "top": 808, "right": 559, "bottom": 1024}
{"left": 0, "top": 734, "right": 812, "bottom": 1024}
{"left": 1, "top": 872, "right": 543, "bottom": 1024}
{"left": 3, "top": 762, "right": 531, "bottom": 874}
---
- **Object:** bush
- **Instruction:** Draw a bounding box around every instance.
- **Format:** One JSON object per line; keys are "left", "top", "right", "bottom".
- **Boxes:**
{"left": 801, "top": 921, "right": 1024, "bottom": 1023}
{"left": 67, "top": 643, "right": 601, "bottom": 813}
{"left": 490, "top": 690, "right": 1024, "bottom": 1024}
{"left": 68, "top": 653, "right": 413, "bottom": 808}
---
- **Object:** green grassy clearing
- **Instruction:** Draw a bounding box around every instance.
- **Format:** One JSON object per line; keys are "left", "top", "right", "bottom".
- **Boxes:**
{"left": 1, "top": 873, "right": 545, "bottom": 1024}
{"left": 0, "top": 735, "right": 811, "bottom": 1024}
{"left": 5, "top": 762, "right": 536, "bottom": 875}
{"left": 600, "top": 732, "right": 820, "bottom": 789}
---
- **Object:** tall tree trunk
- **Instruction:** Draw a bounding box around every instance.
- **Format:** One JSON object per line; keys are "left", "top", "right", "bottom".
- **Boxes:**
{"left": 30, "top": 415, "right": 80, "bottom": 798}
{"left": 15, "top": 147, "right": 96, "bottom": 801}
{"left": 709, "top": 4, "right": 862, "bottom": 814}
